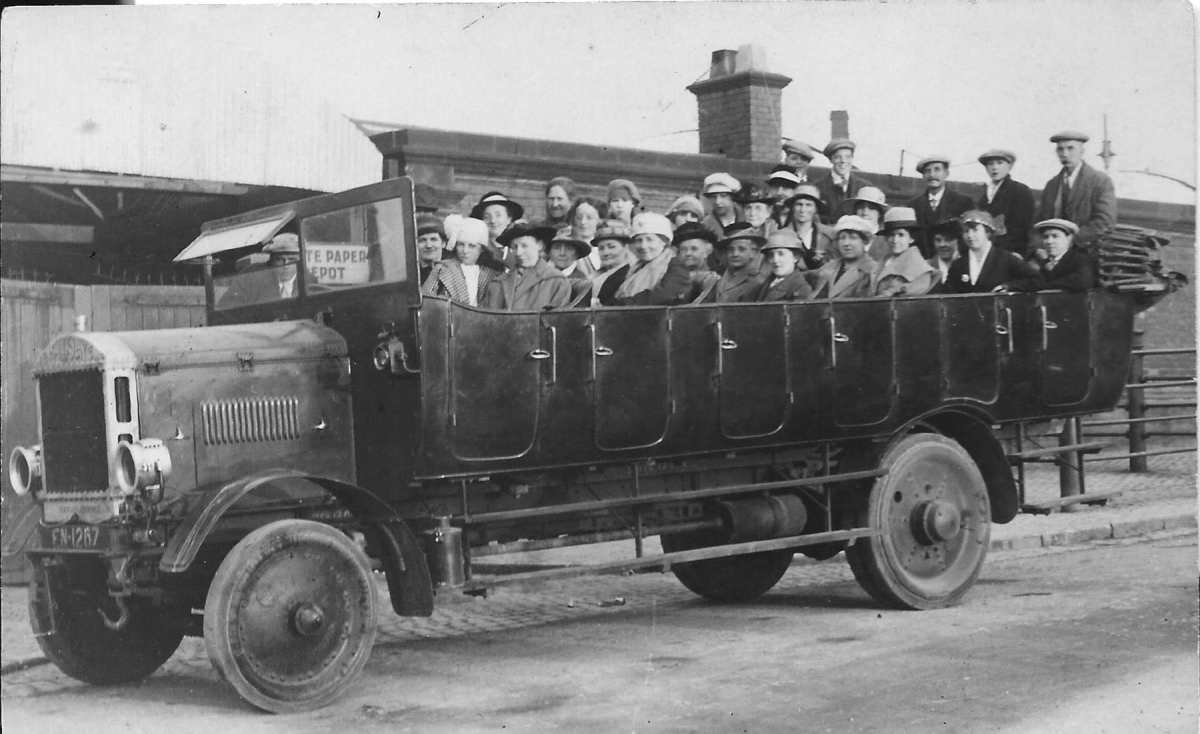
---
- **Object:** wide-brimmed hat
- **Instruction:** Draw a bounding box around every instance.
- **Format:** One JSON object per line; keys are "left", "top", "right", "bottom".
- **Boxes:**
{"left": 666, "top": 195, "right": 705, "bottom": 220}
{"left": 782, "top": 184, "right": 827, "bottom": 214}
{"left": 782, "top": 139, "right": 817, "bottom": 161}
{"left": 978, "top": 149, "right": 1017, "bottom": 165}
{"left": 915, "top": 155, "right": 951, "bottom": 174}
{"left": 496, "top": 220, "right": 557, "bottom": 247}
{"left": 833, "top": 215, "right": 877, "bottom": 238}
{"left": 629, "top": 212, "right": 674, "bottom": 243}
{"left": 717, "top": 222, "right": 767, "bottom": 249}
{"left": 593, "top": 219, "right": 632, "bottom": 244}
{"left": 606, "top": 178, "right": 642, "bottom": 204}
{"left": 767, "top": 164, "right": 802, "bottom": 187}
{"left": 416, "top": 214, "right": 446, "bottom": 241}
{"left": 550, "top": 235, "right": 592, "bottom": 258}
{"left": 761, "top": 230, "right": 805, "bottom": 253}
{"left": 1050, "top": 131, "right": 1090, "bottom": 144}
{"left": 470, "top": 191, "right": 525, "bottom": 221}
{"left": 930, "top": 219, "right": 963, "bottom": 240}
{"left": 843, "top": 186, "right": 889, "bottom": 214}
{"left": 702, "top": 172, "right": 742, "bottom": 196}
{"left": 959, "top": 210, "right": 996, "bottom": 232}
{"left": 263, "top": 233, "right": 299, "bottom": 254}
{"left": 1034, "top": 218, "right": 1079, "bottom": 236}
{"left": 823, "top": 139, "right": 856, "bottom": 158}
{"left": 879, "top": 206, "right": 925, "bottom": 235}
{"left": 672, "top": 222, "right": 718, "bottom": 248}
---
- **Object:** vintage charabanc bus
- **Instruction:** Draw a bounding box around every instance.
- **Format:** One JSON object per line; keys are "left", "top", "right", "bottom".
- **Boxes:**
{"left": 3, "top": 177, "right": 1181, "bottom": 712}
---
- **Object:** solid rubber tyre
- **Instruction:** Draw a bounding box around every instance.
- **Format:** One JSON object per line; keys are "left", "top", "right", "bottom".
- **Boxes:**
{"left": 29, "top": 556, "right": 184, "bottom": 685}
{"left": 844, "top": 434, "right": 991, "bottom": 610}
{"left": 203, "top": 519, "right": 378, "bottom": 713}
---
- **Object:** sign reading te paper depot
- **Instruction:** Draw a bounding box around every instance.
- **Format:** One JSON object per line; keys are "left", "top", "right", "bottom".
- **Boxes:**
{"left": 307, "top": 242, "right": 370, "bottom": 284}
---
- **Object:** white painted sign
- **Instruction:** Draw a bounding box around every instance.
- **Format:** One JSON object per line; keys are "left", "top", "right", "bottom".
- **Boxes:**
{"left": 306, "top": 243, "right": 370, "bottom": 284}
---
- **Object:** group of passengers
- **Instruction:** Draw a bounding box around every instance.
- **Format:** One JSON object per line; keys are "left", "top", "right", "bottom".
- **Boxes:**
{"left": 419, "top": 131, "right": 1107, "bottom": 311}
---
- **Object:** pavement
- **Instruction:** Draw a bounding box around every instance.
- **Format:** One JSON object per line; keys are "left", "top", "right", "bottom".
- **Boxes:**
{"left": 2, "top": 440, "right": 1195, "bottom": 690}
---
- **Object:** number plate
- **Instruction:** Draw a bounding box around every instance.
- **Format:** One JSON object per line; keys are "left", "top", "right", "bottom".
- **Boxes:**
{"left": 41, "top": 524, "right": 111, "bottom": 551}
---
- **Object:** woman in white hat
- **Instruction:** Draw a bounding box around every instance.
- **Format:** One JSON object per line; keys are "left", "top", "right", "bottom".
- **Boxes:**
{"left": 421, "top": 217, "right": 502, "bottom": 308}
{"left": 868, "top": 207, "right": 937, "bottom": 297}
{"left": 809, "top": 215, "right": 876, "bottom": 299}
{"left": 612, "top": 212, "right": 690, "bottom": 306}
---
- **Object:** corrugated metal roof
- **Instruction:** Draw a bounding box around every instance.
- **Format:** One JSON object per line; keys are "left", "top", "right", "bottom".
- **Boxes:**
{"left": 1, "top": 8, "right": 381, "bottom": 193}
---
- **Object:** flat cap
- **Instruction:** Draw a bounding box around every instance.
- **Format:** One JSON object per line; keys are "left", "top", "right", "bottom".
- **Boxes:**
{"left": 1034, "top": 218, "right": 1079, "bottom": 236}
{"left": 959, "top": 210, "right": 996, "bottom": 232}
{"left": 1050, "top": 131, "right": 1090, "bottom": 143}
{"left": 263, "top": 232, "right": 299, "bottom": 254}
{"left": 782, "top": 139, "right": 817, "bottom": 161}
{"left": 978, "top": 149, "right": 1017, "bottom": 165}
{"left": 702, "top": 172, "right": 742, "bottom": 195}
{"left": 823, "top": 139, "right": 856, "bottom": 158}
{"left": 915, "top": 155, "right": 951, "bottom": 173}
{"left": 833, "top": 215, "right": 877, "bottom": 238}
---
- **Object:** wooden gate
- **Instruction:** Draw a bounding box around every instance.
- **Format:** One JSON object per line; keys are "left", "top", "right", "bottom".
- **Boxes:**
{"left": 1, "top": 280, "right": 205, "bottom": 583}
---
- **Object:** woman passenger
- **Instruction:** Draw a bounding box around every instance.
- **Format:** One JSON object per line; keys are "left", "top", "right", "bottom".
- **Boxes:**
{"left": 868, "top": 207, "right": 936, "bottom": 297}
{"left": 589, "top": 220, "right": 635, "bottom": 306}
{"left": 842, "top": 186, "right": 889, "bottom": 261}
{"left": 421, "top": 217, "right": 502, "bottom": 307}
{"left": 738, "top": 185, "right": 778, "bottom": 240}
{"left": 606, "top": 179, "right": 643, "bottom": 225}
{"left": 548, "top": 234, "right": 591, "bottom": 281}
{"left": 611, "top": 213, "right": 690, "bottom": 306}
{"left": 754, "top": 231, "right": 813, "bottom": 301}
{"left": 782, "top": 184, "right": 836, "bottom": 272}
{"left": 567, "top": 197, "right": 607, "bottom": 275}
{"left": 666, "top": 195, "right": 706, "bottom": 231}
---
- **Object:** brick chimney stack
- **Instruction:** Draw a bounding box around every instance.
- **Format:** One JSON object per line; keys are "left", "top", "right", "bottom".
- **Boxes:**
{"left": 688, "top": 45, "right": 792, "bottom": 161}
{"left": 830, "top": 110, "right": 849, "bottom": 140}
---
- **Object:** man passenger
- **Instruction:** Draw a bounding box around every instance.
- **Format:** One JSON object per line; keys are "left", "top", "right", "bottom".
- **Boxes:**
{"left": 814, "top": 139, "right": 873, "bottom": 222}
{"left": 1004, "top": 219, "right": 1096, "bottom": 293}
{"left": 907, "top": 155, "right": 973, "bottom": 258}
{"left": 977, "top": 149, "right": 1037, "bottom": 257}
{"left": 1038, "top": 131, "right": 1117, "bottom": 248}
{"left": 782, "top": 139, "right": 818, "bottom": 182}
{"left": 700, "top": 172, "right": 743, "bottom": 241}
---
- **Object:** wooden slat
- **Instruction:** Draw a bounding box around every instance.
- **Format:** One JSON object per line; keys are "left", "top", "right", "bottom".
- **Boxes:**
{"left": 0, "top": 222, "right": 94, "bottom": 243}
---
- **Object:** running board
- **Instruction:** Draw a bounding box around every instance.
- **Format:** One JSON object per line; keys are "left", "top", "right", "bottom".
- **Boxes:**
{"left": 460, "top": 528, "right": 879, "bottom": 592}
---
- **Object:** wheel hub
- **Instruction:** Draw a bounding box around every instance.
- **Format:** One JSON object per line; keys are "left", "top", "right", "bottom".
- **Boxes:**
{"left": 912, "top": 500, "right": 961, "bottom": 545}
{"left": 290, "top": 602, "right": 326, "bottom": 637}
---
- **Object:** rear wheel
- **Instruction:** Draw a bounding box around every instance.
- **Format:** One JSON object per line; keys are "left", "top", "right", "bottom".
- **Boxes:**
{"left": 29, "top": 556, "right": 184, "bottom": 684}
{"left": 845, "top": 434, "right": 991, "bottom": 610}
{"left": 203, "top": 519, "right": 378, "bottom": 713}
{"left": 660, "top": 528, "right": 793, "bottom": 602}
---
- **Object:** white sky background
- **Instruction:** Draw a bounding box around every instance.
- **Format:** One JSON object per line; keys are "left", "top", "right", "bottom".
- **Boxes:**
{"left": 16, "top": 1, "right": 1200, "bottom": 204}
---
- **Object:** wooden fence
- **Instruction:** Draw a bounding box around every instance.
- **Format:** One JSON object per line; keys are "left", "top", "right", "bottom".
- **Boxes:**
{"left": 1, "top": 279, "right": 205, "bottom": 582}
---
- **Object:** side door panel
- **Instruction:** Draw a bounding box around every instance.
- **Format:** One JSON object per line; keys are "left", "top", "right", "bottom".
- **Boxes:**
{"left": 942, "top": 296, "right": 1001, "bottom": 403}
{"left": 1039, "top": 292, "right": 1091, "bottom": 406}
{"left": 592, "top": 308, "right": 671, "bottom": 451}
{"left": 831, "top": 300, "right": 896, "bottom": 428}
{"left": 717, "top": 304, "right": 790, "bottom": 439}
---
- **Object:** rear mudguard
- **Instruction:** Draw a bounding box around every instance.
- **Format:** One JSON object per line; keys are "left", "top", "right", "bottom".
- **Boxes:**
{"left": 160, "top": 469, "right": 433, "bottom": 617}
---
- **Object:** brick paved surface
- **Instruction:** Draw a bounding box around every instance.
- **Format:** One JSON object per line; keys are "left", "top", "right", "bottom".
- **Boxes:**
{"left": 2, "top": 442, "right": 1194, "bottom": 698}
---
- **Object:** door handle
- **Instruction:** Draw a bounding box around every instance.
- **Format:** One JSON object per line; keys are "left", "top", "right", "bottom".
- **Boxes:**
{"left": 996, "top": 307, "right": 1014, "bottom": 354}
{"left": 1038, "top": 304, "right": 1057, "bottom": 351}
{"left": 719, "top": 339, "right": 738, "bottom": 350}
{"left": 594, "top": 346, "right": 613, "bottom": 357}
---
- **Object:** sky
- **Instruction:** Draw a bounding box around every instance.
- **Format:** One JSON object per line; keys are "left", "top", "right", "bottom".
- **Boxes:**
{"left": 9, "top": 1, "right": 1200, "bottom": 204}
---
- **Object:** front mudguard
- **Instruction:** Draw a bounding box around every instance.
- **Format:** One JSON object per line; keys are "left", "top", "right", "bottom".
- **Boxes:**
{"left": 159, "top": 469, "right": 433, "bottom": 617}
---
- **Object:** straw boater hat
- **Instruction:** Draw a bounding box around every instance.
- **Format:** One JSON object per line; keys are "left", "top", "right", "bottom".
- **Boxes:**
{"left": 879, "top": 207, "right": 926, "bottom": 235}
{"left": 767, "top": 164, "right": 802, "bottom": 187}
{"left": 717, "top": 222, "right": 767, "bottom": 249}
{"left": 469, "top": 191, "right": 525, "bottom": 221}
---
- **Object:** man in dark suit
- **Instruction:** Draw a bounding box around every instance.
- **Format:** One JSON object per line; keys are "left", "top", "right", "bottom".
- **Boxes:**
{"left": 1004, "top": 219, "right": 1097, "bottom": 293}
{"left": 813, "top": 139, "right": 873, "bottom": 224}
{"left": 907, "top": 155, "right": 974, "bottom": 259}
{"left": 945, "top": 210, "right": 1040, "bottom": 293}
{"left": 976, "top": 149, "right": 1037, "bottom": 258}
{"left": 1038, "top": 131, "right": 1117, "bottom": 249}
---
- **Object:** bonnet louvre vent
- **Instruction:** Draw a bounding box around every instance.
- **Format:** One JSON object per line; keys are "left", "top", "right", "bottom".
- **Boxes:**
{"left": 202, "top": 397, "right": 300, "bottom": 445}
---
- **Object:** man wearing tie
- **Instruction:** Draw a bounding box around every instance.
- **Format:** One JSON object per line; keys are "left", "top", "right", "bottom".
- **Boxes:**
{"left": 1038, "top": 131, "right": 1117, "bottom": 249}
{"left": 813, "top": 139, "right": 873, "bottom": 223}
{"left": 906, "top": 155, "right": 973, "bottom": 259}
{"left": 976, "top": 149, "right": 1037, "bottom": 258}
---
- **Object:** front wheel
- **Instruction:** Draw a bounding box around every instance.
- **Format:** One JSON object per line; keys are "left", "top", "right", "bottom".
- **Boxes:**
{"left": 203, "top": 519, "right": 378, "bottom": 713}
{"left": 845, "top": 434, "right": 991, "bottom": 610}
{"left": 29, "top": 556, "right": 184, "bottom": 684}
